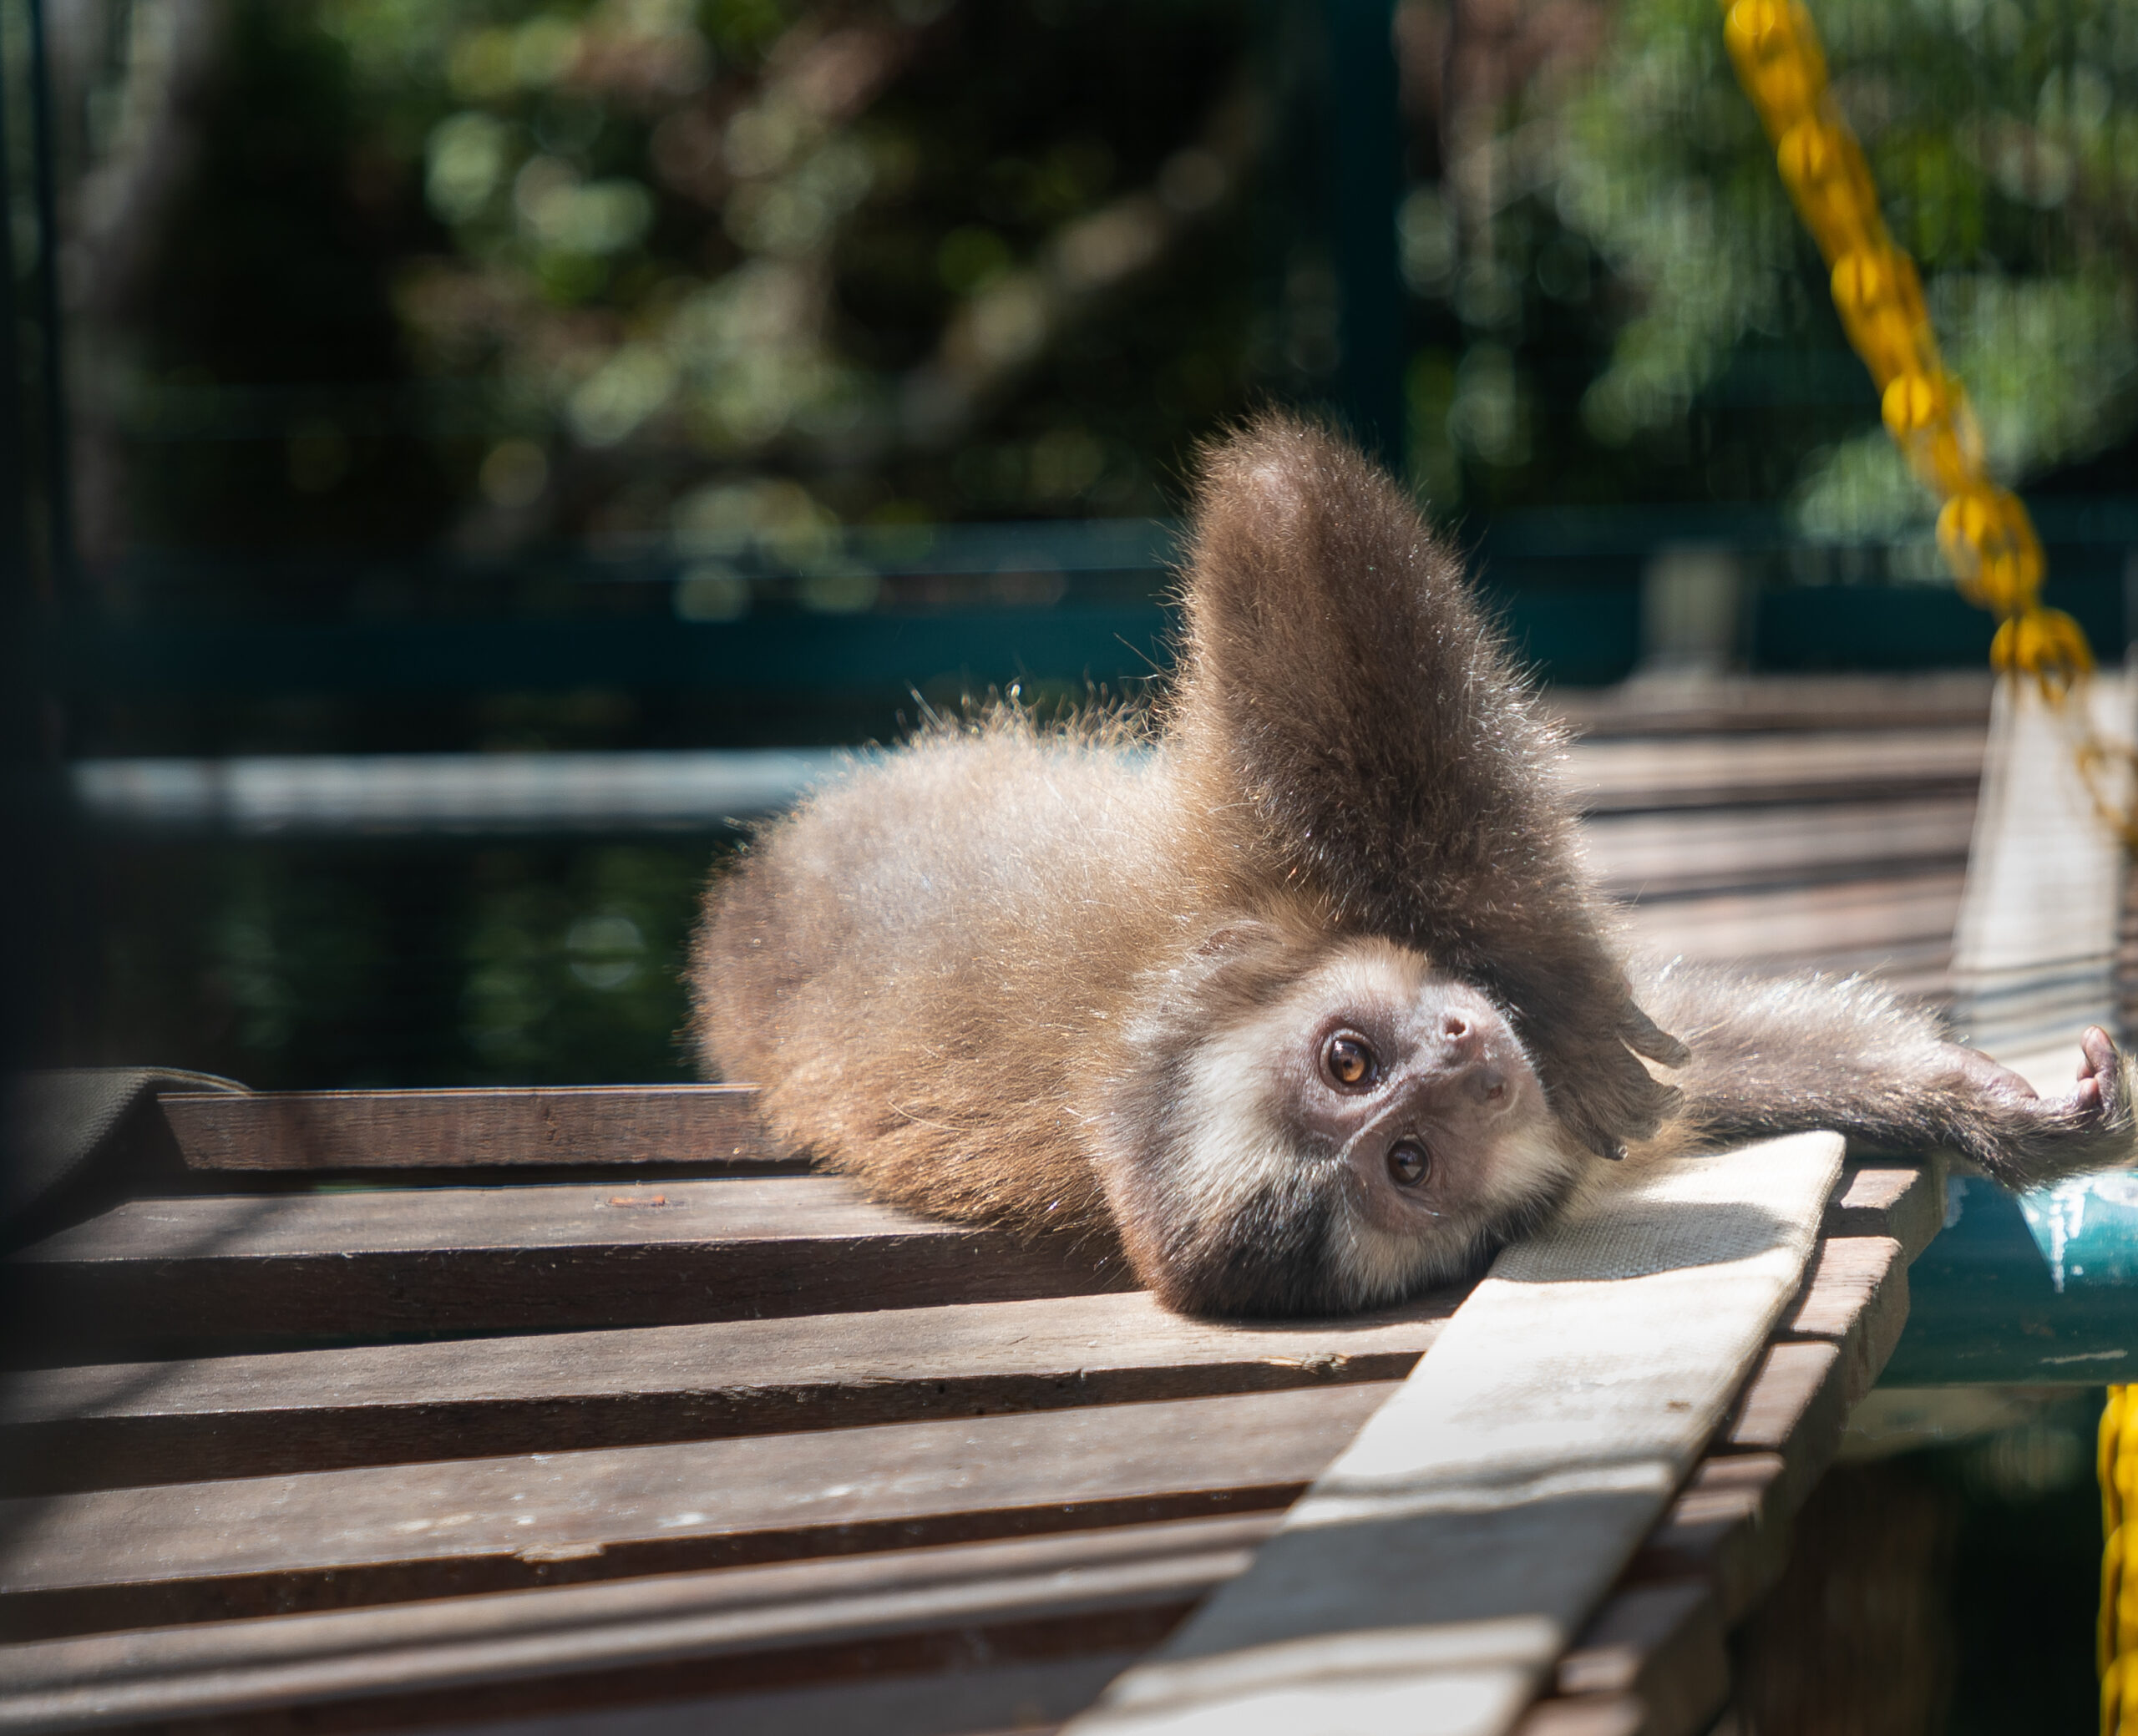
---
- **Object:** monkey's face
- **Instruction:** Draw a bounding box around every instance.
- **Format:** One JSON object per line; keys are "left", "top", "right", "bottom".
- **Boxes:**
{"left": 1101, "top": 932, "right": 1583, "bottom": 1318}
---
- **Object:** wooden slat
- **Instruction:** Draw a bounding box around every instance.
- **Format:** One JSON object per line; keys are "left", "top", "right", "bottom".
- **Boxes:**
{"left": 1548, "top": 672, "right": 1991, "bottom": 740}
{"left": 1567, "top": 728, "right": 1984, "bottom": 813}
{"left": 0, "top": 1289, "right": 1460, "bottom": 1495}
{"left": 1522, "top": 1581, "right": 1729, "bottom": 1736}
{"left": 1776, "top": 1234, "right": 1910, "bottom": 1409}
{"left": 1060, "top": 1136, "right": 1842, "bottom": 1736}
{"left": 0, "top": 1383, "right": 1396, "bottom": 1640}
{"left": 157, "top": 1086, "right": 784, "bottom": 1174}
{"left": 1525, "top": 1226, "right": 1912, "bottom": 1732}
{"left": 1621, "top": 870, "right": 1966, "bottom": 970}
{"left": 5, "top": 1176, "right": 1127, "bottom": 1346}
{"left": 1509, "top": 1697, "right": 1644, "bottom": 1736}
{"left": 1820, "top": 1162, "right": 1944, "bottom": 1263}
{"left": 341, "top": 1651, "right": 1141, "bottom": 1736}
{"left": 1715, "top": 1340, "right": 1847, "bottom": 1521}
{"left": 1619, "top": 1232, "right": 1909, "bottom": 1625}
{"left": 1584, "top": 797, "right": 1973, "bottom": 900}
{"left": 1624, "top": 1452, "right": 1791, "bottom": 1625}
{"left": 0, "top": 1516, "right": 1274, "bottom": 1733}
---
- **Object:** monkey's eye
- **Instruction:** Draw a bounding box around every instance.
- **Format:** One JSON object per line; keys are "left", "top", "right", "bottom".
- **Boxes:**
{"left": 1323, "top": 1032, "right": 1376, "bottom": 1089}
{"left": 1387, "top": 1140, "right": 1431, "bottom": 1188}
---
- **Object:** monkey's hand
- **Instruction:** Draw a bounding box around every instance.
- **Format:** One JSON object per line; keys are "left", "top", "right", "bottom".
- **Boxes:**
{"left": 1527, "top": 995, "right": 1689, "bottom": 1162}
{"left": 1941, "top": 1025, "right": 2138, "bottom": 1186}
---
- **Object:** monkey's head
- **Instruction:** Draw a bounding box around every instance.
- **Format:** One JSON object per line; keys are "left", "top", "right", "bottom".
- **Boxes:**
{"left": 1095, "top": 922, "right": 1584, "bottom": 1317}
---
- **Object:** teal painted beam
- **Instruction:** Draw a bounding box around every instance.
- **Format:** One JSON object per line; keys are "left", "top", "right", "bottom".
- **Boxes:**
{"left": 1882, "top": 1172, "right": 2138, "bottom": 1386}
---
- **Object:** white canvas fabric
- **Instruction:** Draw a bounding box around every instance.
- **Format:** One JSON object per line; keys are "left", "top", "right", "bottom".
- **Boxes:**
{"left": 1949, "top": 671, "right": 2135, "bottom": 1078}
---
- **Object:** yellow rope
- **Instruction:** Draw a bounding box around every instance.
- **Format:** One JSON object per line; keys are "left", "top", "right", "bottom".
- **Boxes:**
{"left": 1716, "top": 0, "right": 2093, "bottom": 689}
{"left": 2105, "top": 1388, "right": 2136, "bottom": 1734}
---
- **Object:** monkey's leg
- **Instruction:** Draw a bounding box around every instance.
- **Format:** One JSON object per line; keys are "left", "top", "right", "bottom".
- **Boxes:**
{"left": 1639, "top": 962, "right": 2137, "bottom": 1188}
{"left": 1168, "top": 414, "right": 1682, "bottom": 1161}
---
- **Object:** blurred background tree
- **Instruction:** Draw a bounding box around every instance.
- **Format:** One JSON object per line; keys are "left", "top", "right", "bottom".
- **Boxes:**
{"left": 69, "top": 0, "right": 1264, "bottom": 574}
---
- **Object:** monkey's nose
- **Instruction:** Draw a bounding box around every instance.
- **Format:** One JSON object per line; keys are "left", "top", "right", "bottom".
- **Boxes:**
{"left": 1439, "top": 1011, "right": 1481, "bottom": 1061}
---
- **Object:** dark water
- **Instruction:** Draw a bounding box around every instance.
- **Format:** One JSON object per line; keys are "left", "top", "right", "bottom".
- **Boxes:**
{"left": 79, "top": 833, "right": 726, "bottom": 1089}
{"left": 1737, "top": 1393, "right": 2106, "bottom": 1736}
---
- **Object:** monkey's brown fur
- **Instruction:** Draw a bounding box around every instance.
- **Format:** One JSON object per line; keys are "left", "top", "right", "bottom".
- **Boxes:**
{"left": 694, "top": 414, "right": 2135, "bottom": 1318}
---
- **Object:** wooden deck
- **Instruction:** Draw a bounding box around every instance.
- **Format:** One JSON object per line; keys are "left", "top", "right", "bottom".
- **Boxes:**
{"left": 0, "top": 1092, "right": 1940, "bottom": 1736}
{"left": 0, "top": 675, "right": 1994, "bottom": 1733}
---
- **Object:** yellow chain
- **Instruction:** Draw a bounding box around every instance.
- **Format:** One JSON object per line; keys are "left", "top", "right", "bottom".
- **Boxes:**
{"left": 1718, "top": 0, "right": 2092, "bottom": 687}
{"left": 2105, "top": 1388, "right": 2137, "bottom": 1735}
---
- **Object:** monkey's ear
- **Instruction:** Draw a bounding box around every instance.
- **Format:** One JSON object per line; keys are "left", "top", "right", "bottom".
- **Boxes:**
{"left": 1623, "top": 1003, "right": 1691, "bottom": 1069}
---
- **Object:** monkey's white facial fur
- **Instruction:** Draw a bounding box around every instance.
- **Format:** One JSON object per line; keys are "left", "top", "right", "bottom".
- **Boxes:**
{"left": 1098, "top": 930, "right": 1583, "bottom": 1317}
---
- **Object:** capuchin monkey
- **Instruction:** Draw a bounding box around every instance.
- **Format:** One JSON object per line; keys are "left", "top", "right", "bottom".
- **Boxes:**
{"left": 691, "top": 415, "right": 2136, "bottom": 1318}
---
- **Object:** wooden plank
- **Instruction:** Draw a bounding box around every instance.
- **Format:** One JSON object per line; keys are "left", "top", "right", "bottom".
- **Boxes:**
{"left": 0, "top": 1515, "right": 1274, "bottom": 1733}
{"left": 1614, "top": 1237, "right": 1911, "bottom": 1646}
{"left": 1621, "top": 870, "right": 1967, "bottom": 968}
{"left": 1714, "top": 1341, "right": 1847, "bottom": 1522}
{"left": 1583, "top": 797, "right": 1974, "bottom": 901}
{"left": 1548, "top": 672, "right": 1991, "bottom": 740}
{"left": 325, "top": 1652, "right": 1136, "bottom": 1736}
{"left": 0, "top": 1382, "right": 1395, "bottom": 1639}
{"left": 0, "top": 1289, "right": 1460, "bottom": 1495}
{"left": 1623, "top": 1453, "right": 1791, "bottom": 1626}
{"left": 4, "top": 1176, "right": 1127, "bottom": 1345}
{"left": 157, "top": 1086, "right": 785, "bottom": 1174}
{"left": 1509, "top": 1697, "right": 1645, "bottom": 1736}
{"left": 1820, "top": 1162, "right": 1944, "bottom": 1263}
{"left": 1619, "top": 1240, "right": 1907, "bottom": 1624}
{"left": 1537, "top": 1235, "right": 1907, "bottom": 1729}
{"left": 1776, "top": 1234, "right": 1910, "bottom": 1407}
{"left": 1568, "top": 728, "right": 1984, "bottom": 815}
{"left": 1524, "top": 1694, "right": 1661, "bottom": 1733}
{"left": 1536, "top": 1581, "right": 1729, "bottom": 1736}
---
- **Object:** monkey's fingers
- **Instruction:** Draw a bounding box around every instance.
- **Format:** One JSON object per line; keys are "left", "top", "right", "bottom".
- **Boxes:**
{"left": 1622, "top": 1003, "right": 1690, "bottom": 1070}
{"left": 2070, "top": 1025, "right": 2127, "bottom": 1130}
{"left": 1563, "top": 1044, "right": 1683, "bottom": 1162}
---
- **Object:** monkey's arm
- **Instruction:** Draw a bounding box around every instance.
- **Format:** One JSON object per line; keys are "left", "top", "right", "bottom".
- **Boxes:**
{"left": 1639, "top": 962, "right": 2137, "bottom": 1188}
{"left": 1170, "top": 415, "right": 1682, "bottom": 1159}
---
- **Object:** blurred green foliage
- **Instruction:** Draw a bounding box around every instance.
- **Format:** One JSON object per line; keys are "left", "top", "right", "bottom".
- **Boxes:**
{"left": 1559, "top": 0, "right": 2138, "bottom": 533}
{"left": 104, "top": 0, "right": 1259, "bottom": 569}
{"left": 81, "top": 0, "right": 2138, "bottom": 568}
